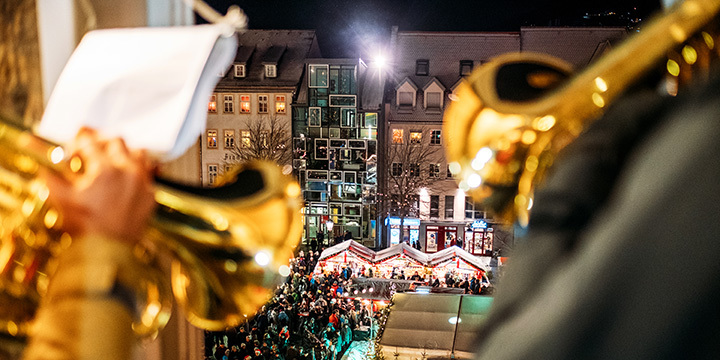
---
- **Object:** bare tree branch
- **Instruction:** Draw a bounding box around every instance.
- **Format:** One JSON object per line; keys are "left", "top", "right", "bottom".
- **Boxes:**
{"left": 226, "top": 115, "right": 292, "bottom": 169}
{"left": 379, "top": 126, "right": 442, "bottom": 220}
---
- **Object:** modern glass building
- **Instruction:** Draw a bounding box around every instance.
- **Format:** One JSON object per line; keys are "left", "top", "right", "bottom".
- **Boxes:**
{"left": 291, "top": 58, "right": 384, "bottom": 248}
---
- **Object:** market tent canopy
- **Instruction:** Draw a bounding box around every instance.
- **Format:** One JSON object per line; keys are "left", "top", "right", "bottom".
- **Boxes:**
{"left": 317, "top": 240, "right": 375, "bottom": 263}
{"left": 428, "top": 246, "right": 490, "bottom": 271}
{"left": 374, "top": 242, "right": 428, "bottom": 265}
{"left": 380, "top": 293, "right": 493, "bottom": 359}
{"left": 315, "top": 242, "right": 490, "bottom": 273}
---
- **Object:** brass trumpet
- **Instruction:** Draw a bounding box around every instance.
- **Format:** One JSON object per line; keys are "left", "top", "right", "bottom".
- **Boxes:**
{"left": 444, "top": 0, "right": 720, "bottom": 226}
{"left": 0, "top": 115, "right": 303, "bottom": 337}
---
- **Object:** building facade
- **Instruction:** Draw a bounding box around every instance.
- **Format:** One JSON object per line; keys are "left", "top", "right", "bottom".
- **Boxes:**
{"left": 380, "top": 26, "right": 628, "bottom": 256}
{"left": 202, "top": 30, "right": 322, "bottom": 186}
{"left": 291, "top": 58, "right": 385, "bottom": 248}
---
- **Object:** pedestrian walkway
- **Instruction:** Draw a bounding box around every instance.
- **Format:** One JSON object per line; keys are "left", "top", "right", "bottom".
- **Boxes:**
{"left": 340, "top": 340, "right": 374, "bottom": 360}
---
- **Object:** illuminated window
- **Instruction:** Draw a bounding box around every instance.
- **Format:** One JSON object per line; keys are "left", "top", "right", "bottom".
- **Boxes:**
{"left": 460, "top": 60, "right": 474, "bottom": 76}
{"left": 241, "top": 130, "right": 251, "bottom": 148}
{"left": 258, "top": 95, "right": 268, "bottom": 113}
{"left": 315, "top": 139, "right": 329, "bottom": 160}
{"left": 309, "top": 107, "right": 321, "bottom": 127}
{"left": 234, "top": 64, "right": 246, "bottom": 78}
{"left": 224, "top": 130, "right": 235, "bottom": 149}
{"left": 391, "top": 163, "right": 403, "bottom": 176}
{"left": 309, "top": 64, "right": 329, "bottom": 87}
{"left": 447, "top": 164, "right": 453, "bottom": 178}
{"left": 208, "top": 164, "right": 218, "bottom": 186}
{"left": 265, "top": 64, "right": 277, "bottom": 78}
{"left": 340, "top": 108, "right": 356, "bottom": 127}
{"left": 416, "top": 59, "right": 429, "bottom": 76}
{"left": 275, "top": 95, "right": 286, "bottom": 114}
{"left": 240, "top": 95, "right": 251, "bottom": 113}
{"left": 208, "top": 95, "right": 217, "bottom": 113}
{"left": 392, "top": 129, "right": 404, "bottom": 144}
{"left": 364, "top": 113, "right": 377, "bottom": 128}
{"left": 430, "top": 130, "right": 442, "bottom": 145}
{"left": 410, "top": 163, "right": 420, "bottom": 177}
{"left": 410, "top": 131, "right": 422, "bottom": 144}
{"left": 207, "top": 129, "right": 217, "bottom": 149}
{"left": 429, "top": 163, "right": 440, "bottom": 178}
{"left": 223, "top": 95, "right": 234, "bottom": 113}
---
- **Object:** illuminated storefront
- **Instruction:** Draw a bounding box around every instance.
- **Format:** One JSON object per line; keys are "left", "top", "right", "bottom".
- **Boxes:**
{"left": 424, "top": 225, "right": 459, "bottom": 253}
{"left": 385, "top": 217, "right": 420, "bottom": 246}
{"left": 464, "top": 220, "right": 493, "bottom": 256}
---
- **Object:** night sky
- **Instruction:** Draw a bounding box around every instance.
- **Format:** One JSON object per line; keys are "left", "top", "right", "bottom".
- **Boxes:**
{"left": 203, "top": 0, "right": 663, "bottom": 58}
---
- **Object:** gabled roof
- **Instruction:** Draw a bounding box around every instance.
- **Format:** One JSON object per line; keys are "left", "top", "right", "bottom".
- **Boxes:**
{"left": 316, "top": 241, "right": 489, "bottom": 271}
{"left": 520, "top": 27, "right": 627, "bottom": 67}
{"left": 389, "top": 30, "right": 520, "bottom": 93}
{"left": 395, "top": 77, "right": 418, "bottom": 91}
{"left": 318, "top": 240, "right": 375, "bottom": 262}
{"left": 422, "top": 77, "right": 446, "bottom": 91}
{"left": 216, "top": 29, "right": 322, "bottom": 90}
{"left": 428, "top": 246, "right": 488, "bottom": 271}
{"left": 374, "top": 242, "right": 428, "bottom": 264}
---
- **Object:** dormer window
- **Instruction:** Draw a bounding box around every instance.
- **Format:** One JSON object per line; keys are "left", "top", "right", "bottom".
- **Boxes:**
{"left": 261, "top": 45, "right": 285, "bottom": 79}
{"left": 423, "top": 78, "right": 446, "bottom": 114}
{"left": 426, "top": 92, "right": 441, "bottom": 109}
{"left": 416, "top": 59, "right": 429, "bottom": 76}
{"left": 396, "top": 78, "right": 418, "bottom": 113}
{"left": 234, "top": 64, "right": 246, "bottom": 78}
{"left": 265, "top": 64, "right": 277, "bottom": 78}
{"left": 399, "top": 91, "right": 414, "bottom": 106}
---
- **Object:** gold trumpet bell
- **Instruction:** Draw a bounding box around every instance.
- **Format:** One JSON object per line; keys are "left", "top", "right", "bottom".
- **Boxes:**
{"left": 444, "top": 53, "right": 573, "bottom": 226}
{"left": 151, "top": 161, "right": 303, "bottom": 331}
{"left": 444, "top": 0, "right": 720, "bottom": 226}
{"left": 0, "top": 115, "right": 303, "bottom": 337}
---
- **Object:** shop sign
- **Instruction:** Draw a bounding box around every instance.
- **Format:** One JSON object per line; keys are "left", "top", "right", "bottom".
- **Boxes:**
{"left": 386, "top": 217, "right": 421, "bottom": 226}
{"left": 471, "top": 220, "right": 488, "bottom": 229}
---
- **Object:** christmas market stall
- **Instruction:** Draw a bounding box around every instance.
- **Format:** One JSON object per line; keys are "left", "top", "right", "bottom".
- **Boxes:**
{"left": 373, "top": 242, "right": 428, "bottom": 279}
{"left": 315, "top": 240, "right": 374, "bottom": 274}
{"left": 428, "top": 245, "right": 490, "bottom": 282}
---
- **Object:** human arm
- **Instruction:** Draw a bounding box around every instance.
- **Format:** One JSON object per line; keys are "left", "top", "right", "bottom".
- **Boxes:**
{"left": 22, "top": 128, "right": 157, "bottom": 360}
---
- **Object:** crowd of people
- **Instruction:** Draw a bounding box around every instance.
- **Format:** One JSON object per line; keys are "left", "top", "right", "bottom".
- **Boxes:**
{"left": 205, "top": 242, "right": 496, "bottom": 360}
{"left": 204, "top": 250, "right": 375, "bottom": 360}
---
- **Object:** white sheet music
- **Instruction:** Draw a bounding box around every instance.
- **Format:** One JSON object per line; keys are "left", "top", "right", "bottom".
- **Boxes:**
{"left": 37, "top": 25, "right": 237, "bottom": 161}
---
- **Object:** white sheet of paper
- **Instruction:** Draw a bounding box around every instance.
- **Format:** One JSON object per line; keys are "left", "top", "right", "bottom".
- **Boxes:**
{"left": 37, "top": 25, "right": 237, "bottom": 160}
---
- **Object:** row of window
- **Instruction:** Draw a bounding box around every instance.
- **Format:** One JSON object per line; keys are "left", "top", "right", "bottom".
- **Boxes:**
{"left": 308, "top": 64, "right": 357, "bottom": 95}
{"left": 415, "top": 59, "right": 474, "bottom": 77}
{"left": 390, "top": 162, "right": 453, "bottom": 179}
{"left": 227, "top": 64, "right": 277, "bottom": 79}
{"left": 396, "top": 79, "right": 444, "bottom": 111}
{"left": 391, "top": 129, "right": 442, "bottom": 145}
{"left": 206, "top": 129, "right": 271, "bottom": 149}
{"left": 386, "top": 194, "right": 484, "bottom": 220}
{"left": 208, "top": 94, "right": 286, "bottom": 114}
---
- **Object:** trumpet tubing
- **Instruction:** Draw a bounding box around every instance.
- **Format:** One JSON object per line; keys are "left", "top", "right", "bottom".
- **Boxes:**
{"left": 0, "top": 117, "right": 302, "bottom": 337}
{"left": 444, "top": 0, "right": 720, "bottom": 226}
